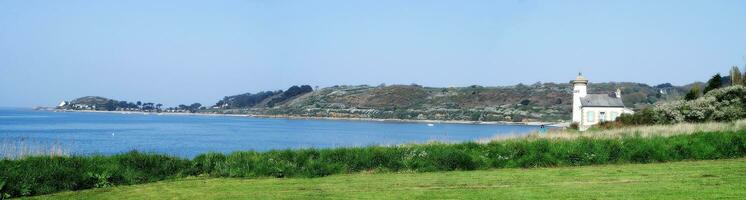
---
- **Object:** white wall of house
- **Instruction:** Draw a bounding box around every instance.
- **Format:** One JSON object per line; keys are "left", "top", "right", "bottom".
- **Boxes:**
{"left": 579, "top": 107, "right": 632, "bottom": 130}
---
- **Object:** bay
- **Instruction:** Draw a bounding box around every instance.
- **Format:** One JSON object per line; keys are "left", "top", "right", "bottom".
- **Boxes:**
{"left": 0, "top": 108, "right": 540, "bottom": 158}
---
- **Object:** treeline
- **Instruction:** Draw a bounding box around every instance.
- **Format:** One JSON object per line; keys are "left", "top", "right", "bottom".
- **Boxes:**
{"left": 108, "top": 100, "right": 162, "bottom": 112}
{"left": 110, "top": 100, "right": 205, "bottom": 113}
{"left": 2, "top": 130, "right": 745, "bottom": 198}
{"left": 59, "top": 96, "right": 163, "bottom": 112}
{"left": 59, "top": 96, "right": 203, "bottom": 113}
{"left": 214, "top": 85, "right": 313, "bottom": 109}
{"left": 174, "top": 103, "right": 204, "bottom": 113}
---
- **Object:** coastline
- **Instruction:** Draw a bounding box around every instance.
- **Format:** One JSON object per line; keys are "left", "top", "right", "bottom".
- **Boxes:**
{"left": 50, "top": 109, "right": 568, "bottom": 127}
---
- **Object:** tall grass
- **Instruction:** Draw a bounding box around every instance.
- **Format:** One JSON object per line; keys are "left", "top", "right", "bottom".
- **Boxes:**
{"left": 0, "top": 151, "right": 190, "bottom": 197}
{"left": 1, "top": 130, "right": 745, "bottom": 198}
{"left": 0, "top": 138, "right": 68, "bottom": 160}
{"left": 482, "top": 119, "right": 746, "bottom": 142}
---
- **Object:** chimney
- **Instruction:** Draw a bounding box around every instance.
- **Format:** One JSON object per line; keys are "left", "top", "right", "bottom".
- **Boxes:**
{"left": 616, "top": 88, "right": 622, "bottom": 98}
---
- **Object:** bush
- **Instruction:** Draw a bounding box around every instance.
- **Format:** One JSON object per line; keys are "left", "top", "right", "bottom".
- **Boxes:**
{"left": 594, "top": 121, "right": 625, "bottom": 130}
{"left": 617, "top": 107, "right": 658, "bottom": 125}
{"left": 568, "top": 122, "right": 579, "bottom": 130}
{"left": 2, "top": 131, "right": 746, "bottom": 197}
{"left": 618, "top": 86, "right": 746, "bottom": 125}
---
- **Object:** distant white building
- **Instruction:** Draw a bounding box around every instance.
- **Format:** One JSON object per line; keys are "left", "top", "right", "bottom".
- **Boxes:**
{"left": 72, "top": 104, "right": 93, "bottom": 110}
{"left": 571, "top": 74, "right": 634, "bottom": 131}
{"left": 57, "top": 101, "right": 68, "bottom": 108}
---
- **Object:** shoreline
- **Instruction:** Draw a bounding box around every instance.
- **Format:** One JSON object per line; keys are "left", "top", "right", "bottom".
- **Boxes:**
{"left": 50, "top": 109, "right": 568, "bottom": 127}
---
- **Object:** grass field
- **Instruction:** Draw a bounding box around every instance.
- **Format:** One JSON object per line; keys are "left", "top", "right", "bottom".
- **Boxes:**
{"left": 28, "top": 158, "right": 746, "bottom": 200}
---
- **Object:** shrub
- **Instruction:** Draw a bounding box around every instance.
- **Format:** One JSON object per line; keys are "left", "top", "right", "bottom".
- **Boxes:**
{"left": 619, "top": 86, "right": 746, "bottom": 125}
{"left": 594, "top": 121, "right": 625, "bottom": 130}
{"left": 685, "top": 85, "right": 701, "bottom": 101}
{"left": 568, "top": 122, "right": 579, "bottom": 130}
{"left": 616, "top": 108, "right": 657, "bottom": 125}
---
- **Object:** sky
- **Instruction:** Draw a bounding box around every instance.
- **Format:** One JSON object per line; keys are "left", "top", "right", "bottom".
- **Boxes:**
{"left": 1, "top": 0, "right": 745, "bottom": 107}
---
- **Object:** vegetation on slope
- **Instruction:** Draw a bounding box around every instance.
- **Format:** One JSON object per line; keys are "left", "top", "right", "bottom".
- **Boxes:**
{"left": 2, "top": 129, "right": 745, "bottom": 198}
{"left": 214, "top": 85, "right": 314, "bottom": 109}
{"left": 59, "top": 81, "right": 688, "bottom": 122}
{"left": 29, "top": 158, "right": 746, "bottom": 200}
{"left": 212, "top": 82, "right": 685, "bottom": 122}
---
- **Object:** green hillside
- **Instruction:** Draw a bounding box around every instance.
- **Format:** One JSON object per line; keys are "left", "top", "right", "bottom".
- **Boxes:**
{"left": 69, "top": 96, "right": 112, "bottom": 106}
{"left": 211, "top": 82, "right": 686, "bottom": 122}
{"left": 57, "top": 82, "right": 687, "bottom": 122}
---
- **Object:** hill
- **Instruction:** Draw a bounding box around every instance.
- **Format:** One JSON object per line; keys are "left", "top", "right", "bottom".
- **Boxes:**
{"left": 69, "top": 96, "right": 112, "bottom": 106}
{"left": 56, "top": 82, "right": 688, "bottom": 122}
{"left": 209, "top": 82, "right": 687, "bottom": 122}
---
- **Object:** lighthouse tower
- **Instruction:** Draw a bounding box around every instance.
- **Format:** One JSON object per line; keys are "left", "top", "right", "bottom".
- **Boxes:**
{"left": 571, "top": 73, "right": 588, "bottom": 123}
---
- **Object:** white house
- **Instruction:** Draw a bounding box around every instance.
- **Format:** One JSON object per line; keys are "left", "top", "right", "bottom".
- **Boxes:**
{"left": 571, "top": 74, "right": 633, "bottom": 131}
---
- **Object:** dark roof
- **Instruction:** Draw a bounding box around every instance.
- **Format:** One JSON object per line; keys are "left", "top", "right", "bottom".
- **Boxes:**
{"left": 580, "top": 94, "right": 625, "bottom": 107}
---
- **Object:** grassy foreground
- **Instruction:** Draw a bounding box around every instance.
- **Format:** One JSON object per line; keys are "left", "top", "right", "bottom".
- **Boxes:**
{"left": 29, "top": 158, "right": 746, "bottom": 199}
{"left": 3, "top": 129, "right": 746, "bottom": 198}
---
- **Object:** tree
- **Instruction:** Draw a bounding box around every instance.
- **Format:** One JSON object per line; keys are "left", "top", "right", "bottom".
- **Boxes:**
{"left": 104, "top": 100, "right": 116, "bottom": 111}
{"left": 188, "top": 103, "right": 202, "bottom": 112}
{"left": 743, "top": 65, "right": 746, "bottom": 86}
{"left": 141, "top": 102, "right": 155, "bottom": 111}
{"left": 266, "top": 85, "right": 314, "bottom": 107}
{"left": 730, "top": 66, "right": 742, "bottom": 86}
{"left": 703, "top": 73, "right": 722, "bottom": 94}
{"left": 654, "top": 83, "right": 673, "bottom": 89}
{"left": 117, "top": 101, "right": 129, "bottom": 109}
{"left": 218, "top": 91, "right": 279, "bottom": 108}
{"left": 156, "top": 103, "right": 163, "bottom": 110}
{"left": 685, "top": 85, "right": 701, "bottom": 101}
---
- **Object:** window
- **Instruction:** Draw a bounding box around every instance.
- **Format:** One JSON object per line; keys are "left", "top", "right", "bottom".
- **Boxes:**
{"left": 610, "top": 112, "right": 619, "bottom": 121}
{"left": 600, "top": 112, "right": 606, "bottom": 122}
{"left": 586, "top": 112, "right": 595, "bottom": 123}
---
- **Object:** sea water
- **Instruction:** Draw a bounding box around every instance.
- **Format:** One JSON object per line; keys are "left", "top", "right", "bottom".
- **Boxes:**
{"left": 0, "top": 108, "right": 540, "bottom": 158}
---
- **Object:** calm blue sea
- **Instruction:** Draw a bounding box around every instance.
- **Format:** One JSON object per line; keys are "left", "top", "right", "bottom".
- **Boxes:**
{"left": 0, "top": 108, "right": 539, "bottom": 158}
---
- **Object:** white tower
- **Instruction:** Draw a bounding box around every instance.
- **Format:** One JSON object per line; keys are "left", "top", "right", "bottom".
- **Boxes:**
{"left": 571, "top": 73, "right": 588, "bottom": 123}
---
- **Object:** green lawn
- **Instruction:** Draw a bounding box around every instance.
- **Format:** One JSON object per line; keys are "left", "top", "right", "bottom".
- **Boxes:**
{"left": 29, "top": 159, "right": 746, "bottom": 200}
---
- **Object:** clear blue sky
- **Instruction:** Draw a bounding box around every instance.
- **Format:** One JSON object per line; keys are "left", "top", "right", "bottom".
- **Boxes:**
{"left": 1, "top": 0, "right": 745, "bottom": 107}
